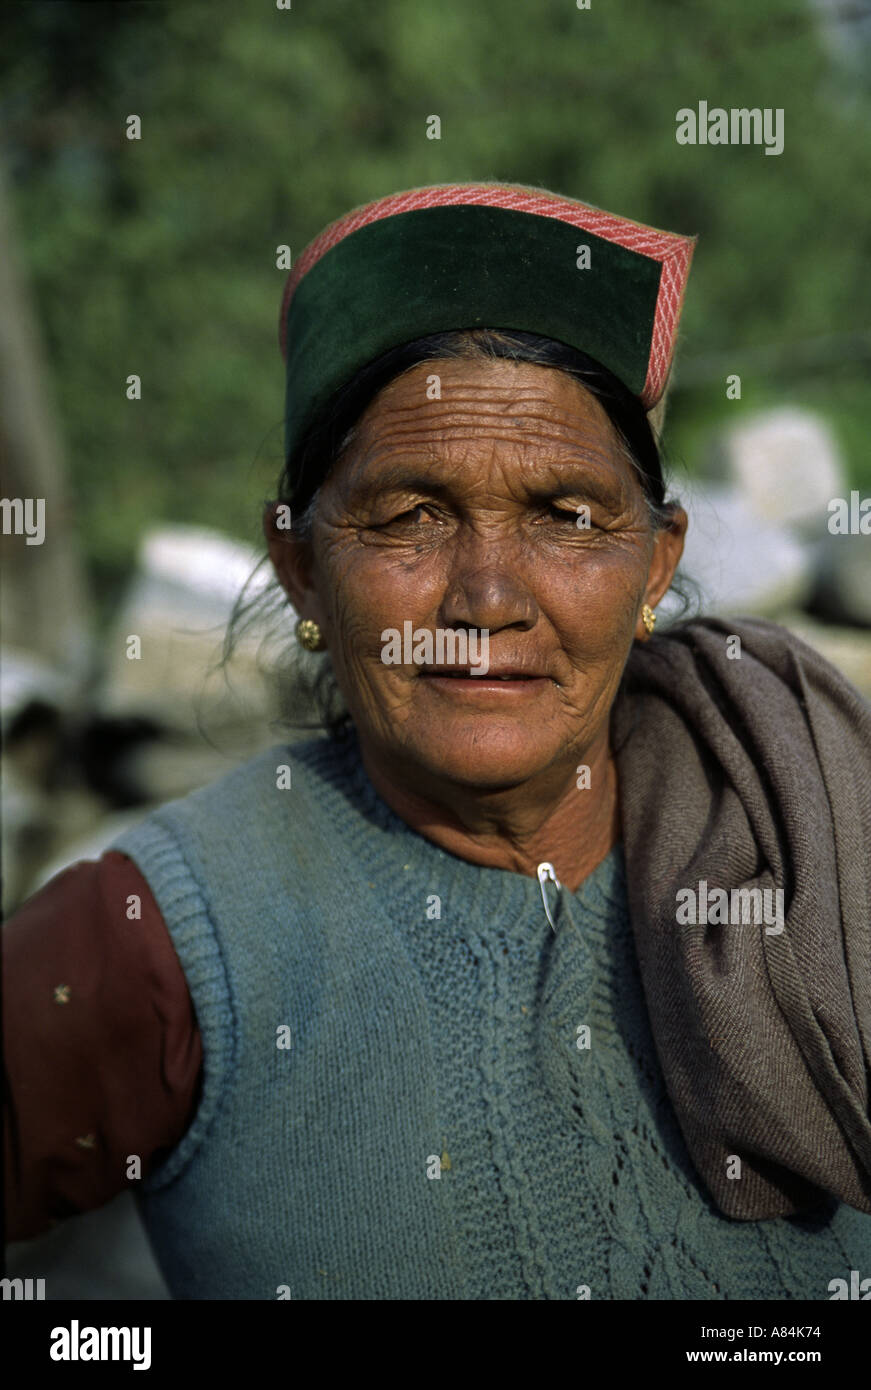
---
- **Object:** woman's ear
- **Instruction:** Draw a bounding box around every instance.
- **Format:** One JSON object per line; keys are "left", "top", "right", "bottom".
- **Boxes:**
{"left": 635, "top": 505, "right": 688, "bottom": 640}
{"left": 262, "top": 500, "right": 323, "bottom": 623}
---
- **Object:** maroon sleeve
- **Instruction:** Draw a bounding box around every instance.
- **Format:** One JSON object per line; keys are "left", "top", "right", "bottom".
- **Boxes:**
{"left": 3, "top": 849, "right": 203, "bottom": 1242}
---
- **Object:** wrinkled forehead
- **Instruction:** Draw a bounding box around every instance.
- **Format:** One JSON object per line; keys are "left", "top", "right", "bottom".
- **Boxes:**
{"left": 355, "top": 356, "right": 613, "bottom": 443}
{"left": 329, "top": 359, "right": 636, "bottom": 503}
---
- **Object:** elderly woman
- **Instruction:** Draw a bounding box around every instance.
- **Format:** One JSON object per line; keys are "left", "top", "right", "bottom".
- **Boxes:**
{"left": 5, "top": 183, "right": 871, "bottom": 1301}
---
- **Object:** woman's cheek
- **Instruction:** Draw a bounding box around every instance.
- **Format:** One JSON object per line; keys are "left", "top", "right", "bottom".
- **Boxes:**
{"left": 329, "top": 556, "right": 442, "bottom": 640}
{"left": 543, "top": 553, "right": 645, "bottom": 651}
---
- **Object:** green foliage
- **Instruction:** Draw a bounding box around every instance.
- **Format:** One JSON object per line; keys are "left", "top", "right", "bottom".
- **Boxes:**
{"left": 2, "top": 0, "right": 869, "bottom": 612}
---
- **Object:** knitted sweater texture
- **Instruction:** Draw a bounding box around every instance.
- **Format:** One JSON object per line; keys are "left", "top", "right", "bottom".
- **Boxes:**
{"left": 110, "top": 731, "right": 871, "bottom": 1299}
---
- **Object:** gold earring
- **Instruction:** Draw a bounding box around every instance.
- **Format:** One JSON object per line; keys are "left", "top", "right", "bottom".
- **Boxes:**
{"left": 295, "top": 617, "right": 325, "bottom": 651}
{"left": 641, "top": 603, "right": 656, "bottom": 635}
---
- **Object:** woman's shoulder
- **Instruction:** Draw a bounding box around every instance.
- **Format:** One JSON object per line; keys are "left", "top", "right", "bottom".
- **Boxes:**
{"left": 621, "top": 614, "right": 870, "bottom": 717}
{"left": 101, "top": 729, "right": 369, "bottom": 928}
{"left": 160, "top": 732, "right": 352, "bottom": 812}
{"left": 106, "top": 733, "right": 350, "bottom": 846}
{"left": 3, "top": 849, "right": 202, "bottom": 1240}
{"left": 632, "top": 612, "right": 841, "bottom": 668}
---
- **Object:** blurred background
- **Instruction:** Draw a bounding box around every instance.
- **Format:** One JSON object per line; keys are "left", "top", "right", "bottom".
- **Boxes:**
{"left": 2, "top": 0, "right": 870, "bottom": 1297}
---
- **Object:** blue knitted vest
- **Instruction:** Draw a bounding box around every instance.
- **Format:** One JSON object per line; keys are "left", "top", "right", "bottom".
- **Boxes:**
{"left": 110, "top": 731, "right": 871, "bottom": 1299}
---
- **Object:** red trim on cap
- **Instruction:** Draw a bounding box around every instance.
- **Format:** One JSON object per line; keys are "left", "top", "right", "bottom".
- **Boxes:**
{"left": 279, "top": 182, "right": 695, "bottom": 408}
{"left": 643, "top": 236, "right": 695, "bottom": 406}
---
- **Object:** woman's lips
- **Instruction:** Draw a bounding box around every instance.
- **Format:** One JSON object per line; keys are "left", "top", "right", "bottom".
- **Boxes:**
{"left": 419, "top": 670, "right": 551, "bottom": 695}
{"left": 421, "top": 666, "right": 545, "bottom": 678}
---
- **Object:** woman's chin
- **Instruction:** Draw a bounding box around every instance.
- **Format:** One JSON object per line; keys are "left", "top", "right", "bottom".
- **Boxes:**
{"left": 391, "top": 719, "right": 564, "bottom": 791}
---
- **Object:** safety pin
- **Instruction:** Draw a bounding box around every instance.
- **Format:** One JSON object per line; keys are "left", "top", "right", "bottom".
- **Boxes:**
{"left": 537, "top": 862, "right": 561, "bottom": 933}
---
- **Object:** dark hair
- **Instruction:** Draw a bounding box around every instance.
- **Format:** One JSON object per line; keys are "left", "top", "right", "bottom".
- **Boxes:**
{"left": 221, "top": 328, "right": 691, "bottom": 738}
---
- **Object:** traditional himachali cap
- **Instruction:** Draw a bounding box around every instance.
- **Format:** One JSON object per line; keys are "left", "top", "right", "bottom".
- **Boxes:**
{"left": 278, "top": 182, "right": 696, "bottom": 497}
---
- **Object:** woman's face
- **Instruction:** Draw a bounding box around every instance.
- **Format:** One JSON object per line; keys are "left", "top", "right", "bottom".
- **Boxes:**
{"left": 271, "top": 357, "right": 686, "bottom": 792}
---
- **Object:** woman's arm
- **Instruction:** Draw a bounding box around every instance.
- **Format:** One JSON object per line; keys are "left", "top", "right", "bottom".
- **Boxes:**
{"left": 3, "top": 851, "right": 202, "bottom": 1241}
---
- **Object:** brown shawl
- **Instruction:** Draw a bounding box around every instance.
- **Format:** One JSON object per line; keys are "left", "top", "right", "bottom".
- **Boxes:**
{"left": 612, "top": 615, "right": 871, "bottom": 1219}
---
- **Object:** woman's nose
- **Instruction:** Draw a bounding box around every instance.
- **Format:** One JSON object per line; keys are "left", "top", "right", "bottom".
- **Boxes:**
{"left": 440, "top": 562, "right": 539, "bottom": 634}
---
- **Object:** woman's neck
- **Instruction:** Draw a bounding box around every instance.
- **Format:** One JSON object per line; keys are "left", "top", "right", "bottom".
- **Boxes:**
{"left": 357, "top": 735, "right": 620, "bottom": 893}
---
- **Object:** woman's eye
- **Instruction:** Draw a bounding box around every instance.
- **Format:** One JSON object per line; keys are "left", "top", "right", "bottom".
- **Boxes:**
{"left": 387, "top": 505, "right": 433, "bottom": 525}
